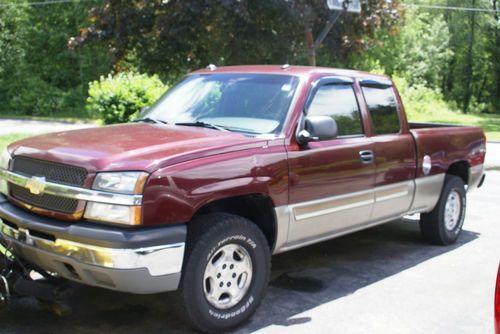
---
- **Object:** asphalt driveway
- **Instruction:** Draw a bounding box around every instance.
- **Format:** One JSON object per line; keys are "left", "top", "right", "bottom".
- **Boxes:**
{"left": 0, "top": 172, "right": 498, "bottom": 334}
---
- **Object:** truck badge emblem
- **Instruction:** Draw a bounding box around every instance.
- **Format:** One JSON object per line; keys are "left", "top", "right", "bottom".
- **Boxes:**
{"left": 25, "top": 176, "right": 46, "bottom": 195}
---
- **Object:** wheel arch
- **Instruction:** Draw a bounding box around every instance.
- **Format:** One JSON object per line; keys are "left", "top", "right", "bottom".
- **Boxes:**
{"left": 191, "top": 193, "right": 278, "bottom": 251}
{"left": 446, "top": 160, "right": 470, "bottom": 186}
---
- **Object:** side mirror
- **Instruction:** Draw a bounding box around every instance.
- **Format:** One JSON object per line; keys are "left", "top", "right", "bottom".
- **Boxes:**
{"left": 297, "top": 115, "right": 338, "bottom": 145}
{"left": 140, "top": 106, "right": 150, "bottom": 117}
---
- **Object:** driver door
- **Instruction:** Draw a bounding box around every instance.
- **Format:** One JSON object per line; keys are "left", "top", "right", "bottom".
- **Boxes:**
{"left": 286, "top": 78, "right": 375, "bottom": 246}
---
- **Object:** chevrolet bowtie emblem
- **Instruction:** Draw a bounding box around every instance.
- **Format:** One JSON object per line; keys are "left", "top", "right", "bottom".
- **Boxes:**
{"left": 25, "top": 176, "right": 46, "bottom": 195}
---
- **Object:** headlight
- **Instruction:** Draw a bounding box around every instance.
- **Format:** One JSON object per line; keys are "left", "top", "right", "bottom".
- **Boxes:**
{"left": 92, "top": 172, "right": 148, "bottom": 194}
{"left": 85, "top": 171, "right": 148, "bottom": 225}
{"left": 0, "top": 148, "right": 11, "bottom": 170}
{"left": 84, "top": 202, "right": 141, "bottom": 226}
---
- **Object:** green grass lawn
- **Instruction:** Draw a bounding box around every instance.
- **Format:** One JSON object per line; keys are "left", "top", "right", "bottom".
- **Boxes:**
{"left": 408, "top": 112, "right": 500, "bottom": 141}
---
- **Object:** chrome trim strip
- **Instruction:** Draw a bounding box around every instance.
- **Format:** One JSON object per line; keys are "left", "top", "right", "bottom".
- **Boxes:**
{"left": 375, "top": 183, "right": 410, "bottom": 202}
{"left": 276, "top": 213, "right": 402, "bottom": 253}
{"left": 376, "top": 190, "right": 409, "bottom": 202}
{"left": 0, "top": 221, "right": 184, "bottom": 276}
{"left": 0, "top": 169, "right": 142, "bottom": 206}
{"left": 292, "top": 190, "right": 374, "bottom": 221}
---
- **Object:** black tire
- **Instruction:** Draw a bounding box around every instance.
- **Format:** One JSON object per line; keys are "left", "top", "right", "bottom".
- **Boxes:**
{"left": 179, "top": 213, "right": 271, "bottom": 333}
{"left": 420, "top": 175, "right": 466, "bottom": 245}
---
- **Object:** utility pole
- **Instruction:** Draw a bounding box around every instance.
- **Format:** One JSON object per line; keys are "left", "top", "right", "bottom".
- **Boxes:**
{"left": 304, "top": 0, "right": 360, "bottom": 66}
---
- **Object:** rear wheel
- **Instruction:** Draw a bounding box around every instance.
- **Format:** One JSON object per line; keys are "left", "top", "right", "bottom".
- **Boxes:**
{"left": 420, "top": 175, "right": 466, "bottom": 245}
{"left": 179, "top": 213, "right": 271, "bottom": 333}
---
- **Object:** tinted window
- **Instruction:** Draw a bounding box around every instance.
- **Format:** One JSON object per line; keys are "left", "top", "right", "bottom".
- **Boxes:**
{"left": 308, "top": 84, "right": 363, "bottom": 136}
{"left": 362, "top": 86, "right": 400, "bottom": 134}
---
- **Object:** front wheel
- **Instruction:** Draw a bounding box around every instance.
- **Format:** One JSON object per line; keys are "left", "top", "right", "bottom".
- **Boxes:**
{"left": 179, "top": 213, "right": 271, "bottom": 333}
{"left": 420, "top": 175, "right": 466, "bottom": 245}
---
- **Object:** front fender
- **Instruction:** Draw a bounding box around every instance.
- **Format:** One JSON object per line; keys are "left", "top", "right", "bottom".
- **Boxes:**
{"left": 141, "top": 144, "right": 289, "bottom": 225}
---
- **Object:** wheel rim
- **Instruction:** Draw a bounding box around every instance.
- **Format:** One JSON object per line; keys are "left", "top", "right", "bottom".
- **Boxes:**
{"left": 203, "top": 243, "right": 253, "bottom": 310}
{"left": 444, "top": 190, "right": 461, "bottom": 231}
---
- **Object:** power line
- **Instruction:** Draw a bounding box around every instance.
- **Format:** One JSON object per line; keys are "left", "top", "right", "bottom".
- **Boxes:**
{"left": 0, "top": 0, "right": 98, "bottom": 8}
{"left": 402, "top": 3, "right": 500, "bottom": 13}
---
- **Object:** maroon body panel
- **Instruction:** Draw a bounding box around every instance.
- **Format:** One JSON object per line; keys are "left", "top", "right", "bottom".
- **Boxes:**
{"left": 410, "top": 126, "right": 485, "bottom": 177}
{"left": 5, "top": 65, "right": 486, "bottom": 227}
{"left": 142, "top": 139, "right": 289, "bottom": 225}
{"left": 287, "top": 135, "right": 375, "bottom": 205}
{"left": 371, "top": 134, "right": 417, "bottom": 186}
{"left": 8, "top": 123, "right": 263, "bottom": 173}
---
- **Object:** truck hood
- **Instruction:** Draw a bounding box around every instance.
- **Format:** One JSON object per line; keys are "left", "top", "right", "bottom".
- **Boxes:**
{"left": 8, "top": 123, "right": 267, "bottom": 173}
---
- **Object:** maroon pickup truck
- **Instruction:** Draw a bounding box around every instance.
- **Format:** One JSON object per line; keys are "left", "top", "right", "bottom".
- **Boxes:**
{"left": 0, "top": 66, "right": 486, "bottom": 332}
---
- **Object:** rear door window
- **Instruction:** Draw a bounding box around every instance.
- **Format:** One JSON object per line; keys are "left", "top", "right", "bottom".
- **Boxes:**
{"left": 361, "top": 85, "right": 401, "bottom": 135}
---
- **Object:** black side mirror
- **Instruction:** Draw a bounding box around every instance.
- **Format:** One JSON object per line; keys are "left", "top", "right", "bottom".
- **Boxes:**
{"left": 297, "top": 115, "right": 338, "bottom": 145}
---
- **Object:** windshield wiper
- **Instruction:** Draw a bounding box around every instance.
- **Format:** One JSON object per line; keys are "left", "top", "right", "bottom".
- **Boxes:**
{"left": 133, "top": 117, "right": 168, "bottom": 124}
{"left": 175, "top": 121, "right": 229, "bottom": 132}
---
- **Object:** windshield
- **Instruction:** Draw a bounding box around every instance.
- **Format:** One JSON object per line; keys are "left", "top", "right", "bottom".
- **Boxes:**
{"left": 143, "top": 73, "right": 299, "bottom": 135}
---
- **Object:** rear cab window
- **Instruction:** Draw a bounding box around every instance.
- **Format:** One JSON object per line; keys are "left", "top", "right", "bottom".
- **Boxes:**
{"left": 361, "top": 82, "right": 401, "bottom": 135}
{"left": 308, "top": 83, "right": 364, "bottom": 137}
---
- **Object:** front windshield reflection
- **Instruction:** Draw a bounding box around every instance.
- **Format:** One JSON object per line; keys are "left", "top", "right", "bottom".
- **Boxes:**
{"left": 144, "top": 73, "right": 299, "bottom": 135}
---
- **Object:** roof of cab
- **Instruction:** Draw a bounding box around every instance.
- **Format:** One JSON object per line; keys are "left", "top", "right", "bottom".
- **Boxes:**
{"left": 193, "top": 65, "right": 390, "bottom": 81}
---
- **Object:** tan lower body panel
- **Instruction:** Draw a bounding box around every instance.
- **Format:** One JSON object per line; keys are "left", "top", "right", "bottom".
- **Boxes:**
{"left": 273, "top": 174, "right": 446, "bottom": 254}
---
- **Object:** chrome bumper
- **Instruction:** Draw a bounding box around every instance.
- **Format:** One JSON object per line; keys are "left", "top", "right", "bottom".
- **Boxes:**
{"left": 0, "top": 221, "right": 184, "bottom": 276}
{"left": 0, "top": 194, "right": 186, "bottom": 294}
{"left": 0, "top": 220, "right": 185, "bottom": 294}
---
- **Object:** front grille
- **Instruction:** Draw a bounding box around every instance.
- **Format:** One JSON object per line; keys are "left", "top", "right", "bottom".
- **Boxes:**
{"left": 11, "top": 156, "right": 87, "bottom": 186}
{"left": 10, "top": 184, "right": 79, "bottom": 213}
{"left": 9, "top": 156, "right": 88, "bottom": 214}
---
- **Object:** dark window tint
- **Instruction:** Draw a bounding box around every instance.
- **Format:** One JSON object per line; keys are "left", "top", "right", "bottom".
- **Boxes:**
{"left": 362, "top": 86, "right": 400, "bottom": 134}
{"left": 308, "top": 84, "right": 363, "bottom": 136}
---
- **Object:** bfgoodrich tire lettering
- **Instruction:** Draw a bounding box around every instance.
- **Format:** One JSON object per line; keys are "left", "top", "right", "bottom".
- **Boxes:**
{"left": 420, "top": 175, "right": 466, "bottom": 245}
{"left": 179, "top": 213, "right": 271, "bottom": 333}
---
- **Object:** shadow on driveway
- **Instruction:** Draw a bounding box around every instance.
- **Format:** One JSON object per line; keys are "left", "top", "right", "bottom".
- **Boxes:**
{"left": 0, "top": 218, "right": 479, "bottom": 334}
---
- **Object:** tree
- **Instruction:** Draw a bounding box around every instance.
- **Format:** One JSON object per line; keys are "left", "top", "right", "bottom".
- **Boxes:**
{"left": 69, "top": 0, "right": 401, "bottom": 78}
{"left": 0, "top": 1, "right": 109, "bottom": 116}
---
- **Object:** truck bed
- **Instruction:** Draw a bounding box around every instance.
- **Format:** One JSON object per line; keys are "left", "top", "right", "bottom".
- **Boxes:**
{"left": 409, "top": 122, "right": 486, "bottom": 181}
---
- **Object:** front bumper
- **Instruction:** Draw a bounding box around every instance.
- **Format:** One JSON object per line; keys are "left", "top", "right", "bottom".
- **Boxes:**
{"left": 0, "top": 195, "right": 186, "bottom": 294}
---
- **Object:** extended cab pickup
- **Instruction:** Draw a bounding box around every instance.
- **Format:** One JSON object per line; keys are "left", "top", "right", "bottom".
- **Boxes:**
{"left": 0, "top": 66, "right": 486, "bottom": 332}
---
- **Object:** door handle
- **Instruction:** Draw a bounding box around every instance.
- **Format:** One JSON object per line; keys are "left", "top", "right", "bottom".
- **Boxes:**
{"left": 359, "top": 150, "right": 374, "bottom": 164}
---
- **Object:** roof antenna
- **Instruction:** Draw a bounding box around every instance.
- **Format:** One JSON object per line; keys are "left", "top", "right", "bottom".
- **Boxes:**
{"left": 206, "top": 64, "right": 217, "bottom": 71}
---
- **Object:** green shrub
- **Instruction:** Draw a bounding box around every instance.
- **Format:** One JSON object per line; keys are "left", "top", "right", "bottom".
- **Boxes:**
{"left": 86, "top": 72, "right": 168, "bottom": 124}
{"left": 392, "top": 75, "right": 457, "bottom": 119}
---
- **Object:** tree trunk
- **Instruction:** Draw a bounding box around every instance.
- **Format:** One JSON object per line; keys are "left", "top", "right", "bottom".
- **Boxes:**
{"left": 493, "top": 0, "right": 500, "bottom": 110}
{"left": 305, "top": 26, "right": 316, "bottom": 66}
{"left": 443, "top": 0, "right": 454, "bottom": 98}
{"left": 462, "top": 0, "right": 476, "bottom": 114}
